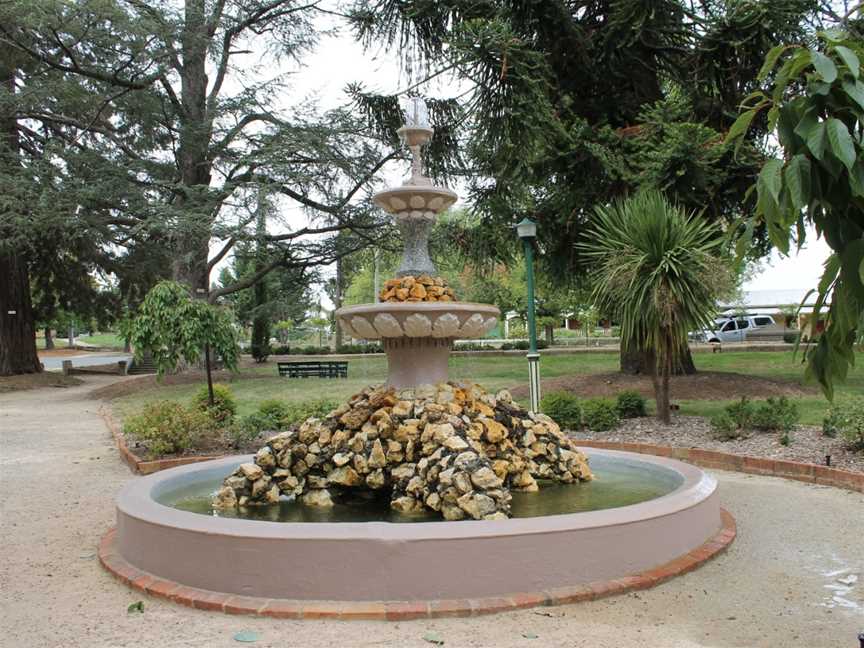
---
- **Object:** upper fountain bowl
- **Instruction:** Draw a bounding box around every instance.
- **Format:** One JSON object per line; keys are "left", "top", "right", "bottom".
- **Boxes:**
{"left": 372, "top": 184, "right": 458, "bottom": 215}
{"left": 336, "top": 302, "right": 499, "bottom": 340}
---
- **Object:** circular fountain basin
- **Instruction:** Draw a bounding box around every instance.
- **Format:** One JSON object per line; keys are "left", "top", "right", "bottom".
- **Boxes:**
{"left": 112, "top": 449, "right": 722, "bottom": 602}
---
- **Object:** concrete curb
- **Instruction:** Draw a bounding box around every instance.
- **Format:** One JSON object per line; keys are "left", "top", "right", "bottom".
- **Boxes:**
{"left": 98, "top": 509, "right": 736, "bottom": 620}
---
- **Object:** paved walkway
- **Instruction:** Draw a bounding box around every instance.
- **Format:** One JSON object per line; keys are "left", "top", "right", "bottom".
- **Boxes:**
{"left": 0, "top": 377, "right": 861, "bottom": 648}
{"left": 39, "top": 352, "right": 132, "bottom": 371}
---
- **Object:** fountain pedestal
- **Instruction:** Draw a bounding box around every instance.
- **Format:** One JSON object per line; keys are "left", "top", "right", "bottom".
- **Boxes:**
{"left": 336, "top": 302, "right": 500, "bottom": 388}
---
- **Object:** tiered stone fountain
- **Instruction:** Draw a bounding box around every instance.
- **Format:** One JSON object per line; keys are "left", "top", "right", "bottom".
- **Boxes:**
{"left": 212, "top": 98, "right": 594, "bottom": 519}
{"left": 104, "top": 98, "right": 727, "bottom": 613}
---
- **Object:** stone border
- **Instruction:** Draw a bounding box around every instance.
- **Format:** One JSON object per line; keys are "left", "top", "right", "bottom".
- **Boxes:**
{"left": 572, "top": 440, "right": 864, "bottom": 493}
{"left": 98, "top": 509, "right": 735, "bottom": 620}
{"left": 100, "top": 406, "right": 222, "bottom": 475}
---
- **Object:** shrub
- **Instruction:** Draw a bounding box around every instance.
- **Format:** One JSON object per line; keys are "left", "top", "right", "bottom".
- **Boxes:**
{"left": 228, "top": 413, "right": 272, "bottom": 447}
{"left": 301, "top": 345, "right": 330, "bottom": 355}
{"left": 782, "top": 332, "right": 799, "bottom": 344}
{"left": 582, "top": 398, "right": 620, "bottom": 431}
{"left": 710, "top": 412, "right": 745, "bottom": 441}
{"left": 725, "top": 397, "right": 755, "bottom": 429}
{"left": 500, "top": 342, "right": 515, "bottom": 350}
{"left": 251, "top": 340, "right": 270, "bottom": 362}
{"left": 751, "top": 396, "right": 799, "bottom": 433}
{"left": 191, "top": 383, "right": 237, "bottom": 425}
{"left": 616, "top": 390, "right": 647, "bottom": 418}
{"left": 540, "top": 392, "right": 582, "bottom": 430}
{"left": 823, "top": 400, "right": 864, "bottom": 449}
{"left": 124, "top": 401, "right": 211, "bottom": 458}
{"left": 258, "top": 398, "right": 290, "bottom": 423}
{"left": 282, "top": 398, "right": 339, "bottom": 427}
{"left": 271, "top": 344, "right": 291, "bottom": 355}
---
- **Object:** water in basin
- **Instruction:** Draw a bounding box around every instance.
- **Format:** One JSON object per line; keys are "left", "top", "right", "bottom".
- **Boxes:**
{"left": 157, "top": 454, "right": 683, "bottom": 523}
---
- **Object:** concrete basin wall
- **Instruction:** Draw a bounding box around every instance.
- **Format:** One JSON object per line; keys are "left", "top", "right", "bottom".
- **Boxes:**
{"left": 114, "top": 449, "right": 720, "bottom": 601}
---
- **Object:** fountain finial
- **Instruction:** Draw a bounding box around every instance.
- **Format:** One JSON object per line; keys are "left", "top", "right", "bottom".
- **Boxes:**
{"left": 398, "top": 97, "right": 433, "bottom": 187}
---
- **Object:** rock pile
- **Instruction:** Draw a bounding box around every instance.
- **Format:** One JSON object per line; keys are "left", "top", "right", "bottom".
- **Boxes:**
{"left": 379, "top": 275, "right": 456, "bottom": 303}
{"left": 215, "top": 383, "right": 593, "bottom": 520}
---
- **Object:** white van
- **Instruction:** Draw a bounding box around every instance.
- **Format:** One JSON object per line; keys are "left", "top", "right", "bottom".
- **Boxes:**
{"left": 696, "top": 315, "right": 776, "bottom": 343}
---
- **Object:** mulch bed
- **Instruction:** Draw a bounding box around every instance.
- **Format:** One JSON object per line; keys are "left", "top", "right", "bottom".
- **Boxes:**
{"left": 511, "top": 370, "right": 816, "bottom": 401}
{"left": 0, "top": 372, "right": 83, "bottom": 393}
{"left": 574, "top": 415, "right": 864, "bottom": 473}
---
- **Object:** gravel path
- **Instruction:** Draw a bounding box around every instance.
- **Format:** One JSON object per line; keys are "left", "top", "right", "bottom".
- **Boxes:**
{"left": 1, "top": 376, "right": 862, "bottom": 648}
{"left": 575, "top": 415, "right": 864, "bottom": 473}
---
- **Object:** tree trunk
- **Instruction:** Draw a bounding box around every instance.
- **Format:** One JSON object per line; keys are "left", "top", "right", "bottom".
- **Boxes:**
{"left": 0, "top": 252, "right": 42, "bottom": 375}
{"left": 0, "top": 54, "right": 41, "bottom": 375}
{"left": 172, "top": 0, "right": 214, "bottom": 296}
{"left": 620, "top": 345, "right": 695, "bottom": 375}
{"left": 44, "top": 327, "right": 54, "bottom": 350}
{"left": 544, "top": 323, "right": 554, "bottom": 346}
{"left": 333, "top": 256, "right": 344, "bottom": 350}
{"left": 204, "top": 341, "right": 214, "bottom": 406}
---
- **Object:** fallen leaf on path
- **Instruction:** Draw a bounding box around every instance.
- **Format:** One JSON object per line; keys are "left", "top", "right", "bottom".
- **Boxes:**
{"left": 233, "top": 630, "right": 259, "bottom": 643}
{"left": 127, "top": 601, "right": 144, "bottom": 614}
{"left": 422, "top": 632, "right": 445, "bottom": 645}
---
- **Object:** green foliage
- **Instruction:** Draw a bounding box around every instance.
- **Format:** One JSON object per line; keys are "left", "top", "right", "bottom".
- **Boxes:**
{"left": 192, "top": 384, "right": 237, "bottom": 425}
{"left": 250, "top": 318, "right": 270, "bottom": 363}
{"left": 284, "top": 399, "right": 339, "bottom": 427}
{"left": 123, "top": 401, "right": 212, "bottom": 458}
{"left": 822, "top": 399, "right": 864, "bottom": 448}
{"left": 540, "top": 392, "right": 582, "bottom": 430}
{"left": 751, "top": 397, "right": 800, "bottom": 432}
{"left": 616, "top": 390, "right": 647, "bottom": 418}
{"left": 582, "top": 398, "right": 620, "bottom": 432}
{"left": 726, "top": 397, "right": 757, "bottom": 429}
{"left": 711, "top": 396, "right": 799, "bottom": 440}
{"left": 580, "top": 191, "right": 730, "bottom": 422}
{"left": 727, "top": 32, "right": 864, "bottom": 398}
{"left": 710, "top": 412, "right": 745, "bottom": 441}
{"left": 129, "top": 282, "right": 239, "bottom": 376}
{"left": 258, "top": 399, "right": 291, "bottom": 423}
{"left": 229, "top": 399, "right": 291, "bottom": 447}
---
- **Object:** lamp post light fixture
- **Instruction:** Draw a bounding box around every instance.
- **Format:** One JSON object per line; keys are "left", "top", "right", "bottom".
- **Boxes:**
{"left": 516, "top": 217, "right": 541, "bottom": 413}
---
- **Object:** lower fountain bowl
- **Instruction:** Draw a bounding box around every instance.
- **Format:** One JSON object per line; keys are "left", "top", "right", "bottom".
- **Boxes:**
{"left": 111, "top": 449, "right": 723, "bottom": 602}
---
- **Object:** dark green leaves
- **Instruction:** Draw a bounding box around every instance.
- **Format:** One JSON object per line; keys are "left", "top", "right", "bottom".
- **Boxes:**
{"left": 810, "top": 51, "right": 838, "bottom": 82}
{"left": 826, "top": 118, "right": 856, "bottom": 171}
{"left": 758, "top": 44, "right": 789, "bottom": 80}
{"left": 806, "top": 121, "right": 827, "bottom": 159}
{"left": 834, "top": 45, "right": 860, "bottom": 78}
{"left": 784, "top": 155, "right": 811, "bottom": 211}
{"left": 757, "top": 159, "right": 783, "bottom": 206}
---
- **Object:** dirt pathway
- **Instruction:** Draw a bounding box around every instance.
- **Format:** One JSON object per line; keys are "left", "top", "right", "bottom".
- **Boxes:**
{"left": 0, "top": 376, "right": 862, "bottom": 648}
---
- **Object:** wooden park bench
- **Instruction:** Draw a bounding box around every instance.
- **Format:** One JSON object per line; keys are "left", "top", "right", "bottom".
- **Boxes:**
{"left": 277, "top": 361, "right": 348, "bottom": 379}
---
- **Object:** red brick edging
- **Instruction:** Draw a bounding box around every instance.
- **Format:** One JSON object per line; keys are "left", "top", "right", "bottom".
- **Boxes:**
{"left": 99, "top": 406, "right": 222, "bottom": 475}
{"left": 572, "top": 440, "right": 864, "bottom": 493}
{"left": 98, "top": 509, "right": 735, "bottom": 620}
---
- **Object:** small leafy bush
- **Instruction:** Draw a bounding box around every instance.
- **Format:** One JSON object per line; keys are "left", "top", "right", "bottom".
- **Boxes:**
{"left": 251, "top": 340, "right": 270, "bottom": 362}
{"left": 751, "top": 397, "right": 799, "bottom": 433}
{"left": 582, "top": 398, "right": 620, "bottom": 431}
{"left": 782, "top": 332, "right": 799, "bottom": 344}
{"left": 258, "top": 399, "right": 290, "bottom": 424}
{"left": 283, "top": 398, "right": 339, "bottom": 427}
{"left": 301, "top": 346, "right": 330, "bottom": 355}
{"left": 710, "top": 412, "right": 745, "bottom": 441}
{"left": 540, "top": 392, "right": 582, "bottom": 430}
{"left": 822, "top": 400, "right": 864, "bottom": 449}
{"left": 336, "top": 343, "right": 382, "bottom": 354}
{"left": 725, "top": 397, "right": 755, "bottom": 429}
{"left": 124, "top": 401, "right": 211, "bottom": 458}
{"left": 191, "top": 383, "right": 237, "bottom": 425}
{"left": 271, "top": 344, "right": 291, "bottom": 355}
{"left": 500, "top": 342, "right": 515, "bottom": 350}
{"left": 229, "top": 414, "right": 272, "bottom": 447}
{"left": 616, "top": 390, "right": 647, "bottom": 418}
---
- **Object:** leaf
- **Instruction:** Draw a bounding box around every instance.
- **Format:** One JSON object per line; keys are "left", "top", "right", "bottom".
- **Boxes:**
{"left": 784, "top": 155, "right": 812, "bottom": 211}
{"left": 757, "top": 159, "right": 783, "bottom": 205}
{"left": 834, "top": 45, "right": 860, "bottom": 78}
{"left": 810, "top": 51, "right": 838, "bottom": 83}
{"left": 522, "top": 632, "right": 540, "bottom": 639}
{"left": 127, "top": 601, "right": 144, "bottom": 614}
{"left": 842, "top": 79, "right": 864, "bottom": 115}
{"left": 758, "top": 44, "right": 789, "bottom": 80}
{"left": 825, "top": 118, "right": 856, "bottom": 171}
{"left": 233, "top": 630, "right": 259, "bottom": 643}
{"left": 806, "top": 121, "right": 827, "bottom": 159}
{"left": 850, "top": 163, "right": 864, "bottom": 197}
{"left": 423, "top": 632, "right": 445, "bottom": 645}
{"left": 725, "top": 109, "right": 757, "bottom": 156}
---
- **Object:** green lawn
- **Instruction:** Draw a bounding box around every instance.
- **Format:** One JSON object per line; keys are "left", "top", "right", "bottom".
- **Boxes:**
{"left": 111, "top": 350, "right": 861, "bottom": 427}
{"left": 37, "top": 333, "right": 125, "bottom": 349}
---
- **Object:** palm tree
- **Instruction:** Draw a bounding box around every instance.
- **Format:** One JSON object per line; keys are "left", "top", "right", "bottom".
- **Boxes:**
{"left": 580, "top": 192, "right": 730, "bottom": 424}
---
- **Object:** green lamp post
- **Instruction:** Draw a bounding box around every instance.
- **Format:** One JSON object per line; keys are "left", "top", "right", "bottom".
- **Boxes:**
{"left": 516, "top": 217, "right": 541, "bottom": 412}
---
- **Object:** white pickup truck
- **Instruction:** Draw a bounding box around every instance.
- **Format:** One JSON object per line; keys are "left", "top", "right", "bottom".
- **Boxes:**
{"left": 695, "top": 315, "right": 776, "bottom": 343}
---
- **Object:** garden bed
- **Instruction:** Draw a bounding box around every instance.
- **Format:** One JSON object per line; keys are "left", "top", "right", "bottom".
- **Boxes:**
{"left": 574, "top": 415, "right": 864, "bottom": 473}
{"left": 512, "top": 370, "right": 816, "bottom": 401}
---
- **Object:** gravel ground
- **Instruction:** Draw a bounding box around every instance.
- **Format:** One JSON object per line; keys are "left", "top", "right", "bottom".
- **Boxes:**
{"left": 1, "top": 376, "right": 863, "bottom": 648}
{"left": 574, "top": 415, "right": 864, "bottom": 473}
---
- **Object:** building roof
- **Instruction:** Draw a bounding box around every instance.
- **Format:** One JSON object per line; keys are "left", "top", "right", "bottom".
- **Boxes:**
{"left": 718, "top": 288, "right": 824, "bottom": 312}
